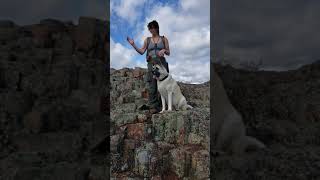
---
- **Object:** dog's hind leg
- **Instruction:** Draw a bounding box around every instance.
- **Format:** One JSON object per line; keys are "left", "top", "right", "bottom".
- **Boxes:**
{"left": 177, "top": 97, "right": 187, "bottom": 110}
{"left": 168, "top": 91, "right": 173, "bottom": 111}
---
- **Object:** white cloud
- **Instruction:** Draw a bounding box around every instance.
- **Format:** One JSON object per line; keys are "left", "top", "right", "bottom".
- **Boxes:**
{"left": 111, "top": 0, "right": 146, "bottom": 24}
{"left": 133, "top": 0, "right": 210, "bottom": 83}
{"left": 170, "top": 60, "right": 210, "bottom": 84}
{"left": 110, "top": 38, "right": 146, "bottom": 69}
{"left": 181, "top": 0, "right": 210, "bottom": 15}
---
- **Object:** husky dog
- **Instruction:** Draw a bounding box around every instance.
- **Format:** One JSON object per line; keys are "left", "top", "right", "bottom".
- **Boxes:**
{"left": 152, "top": 63, "right": 193, "bottom": 113}
{"left": 212, "top": 69, "right": 266, "bottom": 154}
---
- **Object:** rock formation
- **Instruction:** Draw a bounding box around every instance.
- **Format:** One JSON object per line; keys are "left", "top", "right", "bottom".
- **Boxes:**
{"left": 0, "top": 17, "right": 109, "bottom": 179}
{"left": 110, "top": 67, "right": 210, "bottom": 179}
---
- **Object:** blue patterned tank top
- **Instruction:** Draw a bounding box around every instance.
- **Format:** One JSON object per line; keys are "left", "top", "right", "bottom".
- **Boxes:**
{"left": 147, "top": 36, "right": 165, "bottom": 58}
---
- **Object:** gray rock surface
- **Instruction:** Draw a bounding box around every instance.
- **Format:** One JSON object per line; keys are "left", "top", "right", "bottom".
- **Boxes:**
{"left": 0, "top": 17, "right": 109, "bottom": 180}
{"left": 110, "top": 67, "right": 210, "bottom": 179}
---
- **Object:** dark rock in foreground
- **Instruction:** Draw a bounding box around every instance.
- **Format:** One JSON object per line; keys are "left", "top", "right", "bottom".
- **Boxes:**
{"left": 0, "top": 17, "right": 109, "bottom": 179}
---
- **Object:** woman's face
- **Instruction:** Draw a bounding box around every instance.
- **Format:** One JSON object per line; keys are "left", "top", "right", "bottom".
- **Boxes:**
{"left": 149, "top": 26, "right": 158, "bottom": 35}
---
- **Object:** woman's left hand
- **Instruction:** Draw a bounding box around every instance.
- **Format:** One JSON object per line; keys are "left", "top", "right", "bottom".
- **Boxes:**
{"left": 157, "top": 49, "right": 166, "bottom": 57}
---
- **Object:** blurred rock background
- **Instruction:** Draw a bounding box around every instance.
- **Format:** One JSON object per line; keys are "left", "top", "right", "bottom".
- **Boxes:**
{"left": 0, "top": 17, "right": 109, "bottom": 179}
{"left": 212, "top": 62, "right": 320, "bottom": 180}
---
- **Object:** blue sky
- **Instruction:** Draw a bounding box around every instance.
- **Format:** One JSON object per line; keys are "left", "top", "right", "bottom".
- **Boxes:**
{"left": 111, "top": 0, "right": 179, "bottom": 46}
{"left": 110, "top": 0, "right": 210, "bottom": 84}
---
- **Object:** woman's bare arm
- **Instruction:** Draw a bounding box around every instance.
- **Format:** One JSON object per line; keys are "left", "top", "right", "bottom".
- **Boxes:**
{"left": 130, "top": 38, "right": 147, "bottom": 55}
{"left": 164, "top": 36, "right": 170, "bottom": 56}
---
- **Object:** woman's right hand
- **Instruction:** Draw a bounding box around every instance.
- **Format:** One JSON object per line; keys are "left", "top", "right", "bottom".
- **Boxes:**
{"left": 157, "top": 49, "right": 166, "bottom": 57}
{"left": 127, "top": 37, "right": 134, "bottom": 46}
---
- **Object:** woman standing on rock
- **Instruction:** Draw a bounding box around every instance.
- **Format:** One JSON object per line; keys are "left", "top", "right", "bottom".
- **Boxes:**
{"left": 127, "top": 20, "right": 170, "bottom": 114}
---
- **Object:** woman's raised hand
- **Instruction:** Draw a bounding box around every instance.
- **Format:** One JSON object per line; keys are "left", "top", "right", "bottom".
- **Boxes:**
{"left": 127, "top": 36, "right": 134, "bottom": 46}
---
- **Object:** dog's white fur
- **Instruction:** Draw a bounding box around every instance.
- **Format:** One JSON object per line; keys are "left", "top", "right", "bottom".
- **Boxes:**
{"left": 213, "top": 69, "right": 266, "bottom": 154}
{"left": 152, "top": 64, "right": 193, "bottom": 113}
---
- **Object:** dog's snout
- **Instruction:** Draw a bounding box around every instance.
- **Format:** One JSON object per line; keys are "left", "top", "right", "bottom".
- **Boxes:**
{"left": 152, "top": 66, "right": 158, "bottom": 70}
{"left": 151, "top": 67, "right": 160, "bottom": 77}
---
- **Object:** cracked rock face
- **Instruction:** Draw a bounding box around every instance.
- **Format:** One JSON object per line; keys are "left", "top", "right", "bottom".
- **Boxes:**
{"left": 0, "top": 18, "right": 109, "bottom": 179}
{"left": 110, "top": 67, "right": 210, "bottom": 179}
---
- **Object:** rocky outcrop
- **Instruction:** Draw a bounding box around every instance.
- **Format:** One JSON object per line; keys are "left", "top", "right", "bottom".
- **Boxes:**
{"left": 110, "top": 67, "right": 210, "bottom": 179}
{"left": 0, "top": 18, "right": 109, "bottom": 179}
{"left": 211, "top": 62, "right": 320, "bottom": 179}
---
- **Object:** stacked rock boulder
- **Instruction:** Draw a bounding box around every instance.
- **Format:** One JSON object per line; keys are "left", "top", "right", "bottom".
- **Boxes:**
{"left": 0, "top": 17, "right": 109, "bottom": 179}
{"left": 110, "top": 67, "right": 210, "bottom": 179}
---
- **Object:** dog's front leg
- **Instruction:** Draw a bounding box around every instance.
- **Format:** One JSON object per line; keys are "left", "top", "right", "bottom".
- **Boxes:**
{"left": 168, "top": 91, "right": 173, "bottom": 111}
{"left": 159, "top": 95, "right": 166, "bottom": 113}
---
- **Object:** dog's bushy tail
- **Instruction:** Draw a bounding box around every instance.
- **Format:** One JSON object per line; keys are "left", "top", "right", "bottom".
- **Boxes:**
{"left": 233, "top": 136, "right": 266, "bottom": 154}
{"left": 182, "top": 104, "right": 193, "bottom": 110}
{"left": 244, "top": 136, "right": 265, "bottom": 150}
{"left": 187, "top": 104, "right": 193, "bottom": 110}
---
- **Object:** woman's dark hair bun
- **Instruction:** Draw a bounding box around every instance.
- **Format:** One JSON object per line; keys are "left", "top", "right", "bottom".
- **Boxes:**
{"left": 148, "top": 20, "right": 159, "bottom": 30}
